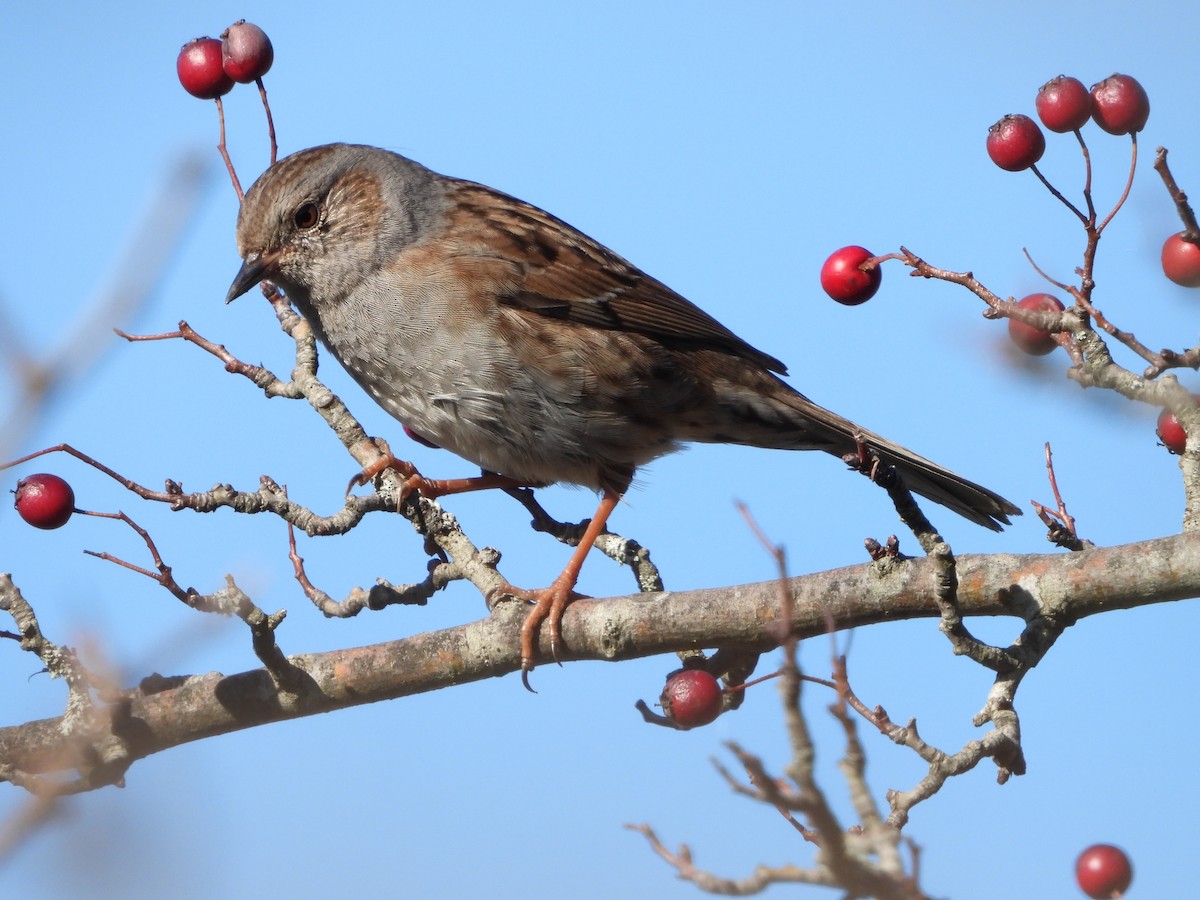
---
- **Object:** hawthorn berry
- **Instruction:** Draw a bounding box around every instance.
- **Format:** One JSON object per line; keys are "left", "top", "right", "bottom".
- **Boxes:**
{"left": 1075, "top": 843, "right": 1133, "bottom": 899}
{"left": 660, "top": 669, "right": 723, "bottom": 728}
{"left": 403, "top": 424, "right": 440, "bottom": 449}
{"left": 1036, "top": 76, "right": 1092, "bottom": 133}
{"left": 1007, "top": 293, "right": 1065, "bottom": 356}
{"left": 819, "top": 245, "right": 881, "bottom": 306}
{"left": 986, "top": 114, "right": 1046, "bottom": 172}
{"left": 1090, "top": 73, "right": 1150, "bottom": 135}
{"left": 177, "top": 37, "right": 234, "bottom": 99}
{"left": 13, "top": 474, "right": 76, "bottom": 530}
{"left": 1161, "top": 232, "right": 1200, "bottom": 288}
{"left": 1155, "top": 394, "right": 1200, "bottom": 454}
{"left": 221, "top": 20, "right": 274, "bottom": 83}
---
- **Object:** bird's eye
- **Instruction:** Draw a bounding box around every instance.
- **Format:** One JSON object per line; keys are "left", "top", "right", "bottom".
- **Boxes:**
{"left": 293, "top": 201, "right": 321, "bottom": 230}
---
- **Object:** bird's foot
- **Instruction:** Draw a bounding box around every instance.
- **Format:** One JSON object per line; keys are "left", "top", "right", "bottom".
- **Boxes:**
{"left": 505, "top": 574, "right": 581, "bottom": 691}
{"left": 844, "top": 437, "right": 873, "bottom": 475}
{"left": 347, "top": 448, "right": 417, "bottom": 496}
{"left": 843, "top": 438, "right": 888, "bottom": 484}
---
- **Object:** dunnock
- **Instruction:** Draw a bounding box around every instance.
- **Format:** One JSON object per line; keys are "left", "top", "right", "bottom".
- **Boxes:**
{"left": 227, "top": 143, "right": 1019, "bottom": 673}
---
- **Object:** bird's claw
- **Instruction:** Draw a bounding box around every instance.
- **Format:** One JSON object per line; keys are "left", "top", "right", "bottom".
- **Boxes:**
{"left": 513, "top": 579, "right": 574, "bottom": 689}
{"left": 346, "top": 446, "right": 423, "bottom": 498}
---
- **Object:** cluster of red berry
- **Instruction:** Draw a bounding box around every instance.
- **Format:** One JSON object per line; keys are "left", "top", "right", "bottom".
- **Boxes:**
{"left": 817, "top": 71, "right": 1200, "bottom": 459}
{"left": 176, "top": 20, "right": 273, "bottom": 100}
{"left": 987, "top": 73, "right": 1150, "bottom": 173}
{"left": 987, "top": 74, "right": 1200, "bottom": 289}
{"left": 987, "top": 75, "right": 1153, "bottom": 359}
{"left": 993, "top": 72, "right": 1200, "bottom": 458}
{"left": 11, "top": 25, "right": 278, "bottom": 531}
{"left": 816, "top": 76, "right": 1155, "bottom": 310}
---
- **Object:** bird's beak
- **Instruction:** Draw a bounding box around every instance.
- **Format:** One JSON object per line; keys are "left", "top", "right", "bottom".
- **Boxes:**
{"left": 225, "top": 249, "right": 279, "bottom": 303}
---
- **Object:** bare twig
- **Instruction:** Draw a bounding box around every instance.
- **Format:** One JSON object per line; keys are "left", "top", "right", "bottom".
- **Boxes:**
{"left": 1031, "top": 442, "right": 1091, "bottom": 550}
{"left": 1153, "top": 146, "right": 1200, "bottom": 241}
{"left": 215, "top": 95, "right": 244, "bottom": 201}
{"left": 255, "top": 77, "right": 278, "bottom": 165}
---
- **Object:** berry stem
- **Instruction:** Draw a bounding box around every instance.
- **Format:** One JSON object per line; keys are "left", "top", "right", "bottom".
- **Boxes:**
{"left": 1097, "top": 133, "right": 1138, "bottom": 233}
{"left": 721, "top": 669, "right": 786, "bottom": 693}
{"left": 1153, "top": 146, "right": 1200, "bottom": 242}
{"left": 1021, "top": 247, "right": 1073, "bottom": 293}
{"left": 1030, "top": 164, "right": 1087, "bottom": 224}
{"left": 1075, "top": 129, "right": 1098, "bottom": 224}
{"left": 215, "top": 95, "right": 244, "bottom": 202}
{"left": 255, "top": 77, "right": 278, "bottom": 165}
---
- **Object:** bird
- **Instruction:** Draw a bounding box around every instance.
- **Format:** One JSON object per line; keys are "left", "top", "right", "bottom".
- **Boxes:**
{"left": 226, "top": 142, "right": 1020, "bottom": 676}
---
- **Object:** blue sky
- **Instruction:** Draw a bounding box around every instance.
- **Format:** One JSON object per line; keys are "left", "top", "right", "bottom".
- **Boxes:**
{"left": 3, "top": 2, "right": 1198, "bottom": 897}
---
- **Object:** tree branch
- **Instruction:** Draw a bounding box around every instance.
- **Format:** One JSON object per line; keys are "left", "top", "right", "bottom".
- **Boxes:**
{"left": 3, "top": 532, "right": 1198, "bottom": 786}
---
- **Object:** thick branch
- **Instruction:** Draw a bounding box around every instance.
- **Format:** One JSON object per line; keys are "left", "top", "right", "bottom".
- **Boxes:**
{"left": 3, "top": 533, "right": 1198, "bottom": 782}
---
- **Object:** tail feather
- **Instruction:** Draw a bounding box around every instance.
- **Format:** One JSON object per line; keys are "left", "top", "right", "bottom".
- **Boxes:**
{"left": 708, "top": 376, "right": 1021, "bottom": 531}
{"left": 793, "top": 397, "right": 1020, "bottom": 532}
{"left": 860, "top": 433, "right": 1019, "bottom": 531}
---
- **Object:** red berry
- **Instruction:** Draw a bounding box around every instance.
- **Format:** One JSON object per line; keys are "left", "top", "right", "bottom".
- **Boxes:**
{"left": 1090, "top": 73, "right": 1150, "bottom": 135}
{"left": 1156, "top": 394, "right": 1200, "bottom": 454}
{"left": 820, "top": 245, "right": 882, "bottom": 306}
{"left": 1007, "top": 293, "right": 1065, "bottom": 356}
{"left": 1075, "top": 843, "right": 1133, "bottom": 899}
{"left": 1161, "top": 232, "right": 1200, "bottom": 288}
{"left": 403, "top": 424, "right": 440, "bottom": 449}
{"left": 986, "top": 114, "right": 1046, "bottom": 171}
{"left": 13, "top": 474, "right": 75, "bottom": 530}
{"left": 177, "top": 37, "right": 234, "bottom": 99}
{"left": 221, "top": 20, "right": 274, "bottom": 83}
{"left": 1157, "top": 407, "right": 1187, "bottom": 454}
{"left": 1036, "top": 76, "right": 1092, "bottom": 133}
{"left": 660, "top": 669, "right": 723, "bottom": 728}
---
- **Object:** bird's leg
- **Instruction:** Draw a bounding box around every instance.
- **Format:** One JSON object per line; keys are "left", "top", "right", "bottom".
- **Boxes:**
{"left": 350, "top": 449, "right": 534, "bottom": 501}
{"left": 403, "top": 470, "right": 532, "bottom": 501}
{"left": 515, "top": 489, "right": 621, "bottom": 687}
{"left": 356, "top": 443, "right": 620, "bottom": 684}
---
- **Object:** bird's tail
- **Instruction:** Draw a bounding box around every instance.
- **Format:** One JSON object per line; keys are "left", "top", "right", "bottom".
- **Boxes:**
{"left": 702, "top": 375, "right": 1021, "bottom": 532}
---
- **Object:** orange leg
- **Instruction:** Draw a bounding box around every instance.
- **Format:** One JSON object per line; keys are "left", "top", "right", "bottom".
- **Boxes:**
{"left": 351, "top": 449, "right": 535, "bottom": 501}
{"left": 404, "top": 470, "right": 531, "bottom": 500}
{"left": 354, "top": 444, "right": 621, "bottom": 687}
{"left": 516, "top": 489, "right": 621, "bottom": 687}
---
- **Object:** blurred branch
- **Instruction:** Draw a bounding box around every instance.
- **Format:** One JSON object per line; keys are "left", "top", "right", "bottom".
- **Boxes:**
{"left": 0, "top": 151, "right": 211, "bottom": 457}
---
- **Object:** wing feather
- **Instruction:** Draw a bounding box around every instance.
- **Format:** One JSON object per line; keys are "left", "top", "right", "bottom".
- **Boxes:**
{"left": 445, "top": 180, "right": 788, "bottom": 374}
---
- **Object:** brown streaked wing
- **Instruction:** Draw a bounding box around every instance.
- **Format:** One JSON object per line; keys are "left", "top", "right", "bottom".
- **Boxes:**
{"left": 444, "top": 180, "right": 789, "bottom": 374}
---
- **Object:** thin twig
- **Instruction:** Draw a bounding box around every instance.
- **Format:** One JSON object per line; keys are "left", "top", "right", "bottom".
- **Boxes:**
{"left": 1153, "top": 146, "right": 1200, "bottom": 241}
{"left": 1096, "top": 133, "right": 1138, "bottom": 233}
{"left": 255, "top": 77, "right": 278, "bottom": 165}
{"left": 215, "top": 95, "right": 244, "bottom": 201}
